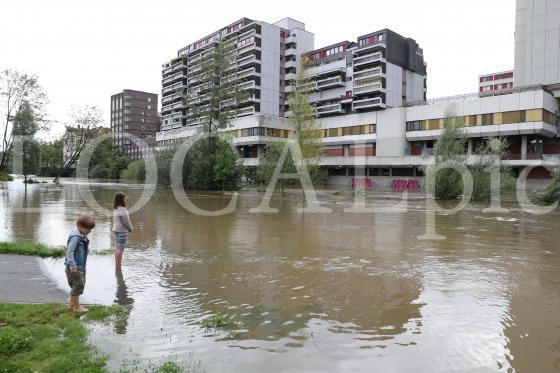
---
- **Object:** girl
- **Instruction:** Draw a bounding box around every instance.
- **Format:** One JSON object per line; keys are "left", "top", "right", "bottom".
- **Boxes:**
{"left": 112, "top": 192, "right": 133, "bottom": 267}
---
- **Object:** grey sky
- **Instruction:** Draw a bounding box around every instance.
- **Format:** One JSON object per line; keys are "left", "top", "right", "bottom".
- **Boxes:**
{"left": 1, "top": 0, "right": 515, "bottom": 137}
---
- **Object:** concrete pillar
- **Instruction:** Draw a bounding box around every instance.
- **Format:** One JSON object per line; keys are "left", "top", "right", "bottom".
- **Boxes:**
{"left": 521, "top": 135, "right": 527, "bottom": 160}
{"left": 467, "top": 138, "right": 473, "bottom": 156}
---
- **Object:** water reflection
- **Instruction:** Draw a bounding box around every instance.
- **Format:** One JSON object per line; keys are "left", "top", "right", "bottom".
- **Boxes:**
{"left": 114, "top": 267, "right": 134, "bottom": 334}
{"left": 2, "top": 180, "right": 560, "bottom": 372}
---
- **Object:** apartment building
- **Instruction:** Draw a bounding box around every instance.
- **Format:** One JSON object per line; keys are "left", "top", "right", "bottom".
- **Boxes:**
{"left": 479, "top": 70, "right": 514, "bottom": 93}
{"left": 300, "top": 29, "right": 427, "bottom": 117}
{"left": 514, "top": 0, "right": 560, "bottom": 88}
{"left": 160, "top": 17, "right": 314, "bottom": 131}
{"left": 111, "top": 89, "right": 160, "bottom": 160}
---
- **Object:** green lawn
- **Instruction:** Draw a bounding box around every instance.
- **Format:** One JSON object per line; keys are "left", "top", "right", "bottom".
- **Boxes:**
{"left": 0, "top": 303, "right": 127, "bottom": 372}
{"left": 0, "top": 241, "right": 65, "bottom": 258}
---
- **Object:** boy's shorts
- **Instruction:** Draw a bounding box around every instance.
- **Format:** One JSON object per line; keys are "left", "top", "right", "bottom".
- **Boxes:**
{"left": 115, "top": 232, "right": 128, "bottom": 251}
{"left": 65, "top": 268, "right": 86, "bottom": 296}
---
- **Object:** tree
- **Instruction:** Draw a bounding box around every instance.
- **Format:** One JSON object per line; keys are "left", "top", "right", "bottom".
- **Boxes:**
{"left": 40, "top": 140, "right": 63, "bottom": 176}
{"left": 256, "top": 141, "right": 297, "bottom": 195}
{"left": 88, "top": 139, "right": 129, "bottom": 179}
{"left": 287, "top": 56, "right": 326, "bottom": 187}
{"left": 470, "top": 137, "right": 515, "bottom": 201}
{"left": 120, "top": 159, "right": 146, "bottom": 181}
{"left": 426, "top": 110, "right": 467, "bottom": 200}
{"left": 12, "top": 102, "right": 42, "bottom": 182}
{"left": 0, "top": 69, "right": 47, "bottom": 171}
{"left": 184, "top": 41, "right": 251, "bottom": 134}
{"left": 55, "top": 105, "right": 104, "bottom": 181}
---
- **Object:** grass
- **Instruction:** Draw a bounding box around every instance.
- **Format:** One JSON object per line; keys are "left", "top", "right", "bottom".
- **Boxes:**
{"left": 0, "top": 172, "right": 13, "bottom": 182}
{"left": 0, "top": 241, "right": 65, "bottom": 258}
{"left": 0, "top": 241, "right": 115, "bottom": 258}
{"left": 201, "top": 313, "right": 236, "bottom": 330}
{"left": 0, "top": 303, "right": 126, "bottom": 372}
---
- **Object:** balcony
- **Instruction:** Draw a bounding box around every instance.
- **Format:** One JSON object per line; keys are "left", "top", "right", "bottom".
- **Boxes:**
{"left": 171, "top": 62, "right": 186, "bottom": 72}
{"left": 220, "top": 98, "right": 235, "bottom": 108}
{"left": 296, "top": 81, "right": 317, "bottom": 92}
{"left": 285, "top": 47, "right": 297, "bottom": 56}
{"left": 316, "top": 102, "right": 344, "bottom": 115}
{"left": 238, "top": 66, "right": 256, "bottom": 79}
{"left": 353, "top": 81, "right": 384, "bottom": 95}
{"left": 188, "top": 65, "right": 201, "bottom": 75}
{"left": 238, "top": 54, "right": 258, "bottom": 67}
{"left": 353, "top": 52, "right": 384, "bottom": 67}
{"left": 239, "top": 80, "right": 256, "bottom": 90}
{"left": 285, "top": 60, "right": 297, "bottom": 69}
{"left": 237, "top": 41, "right": 257, "bottom": 54}
{"left": 352, "top": 97, "right": 384, "bottom": 110}
{"left": 354, "top": 42, "right": 386, "bottom": 54}
{"left": 317, "top": 76, "right": 344, "bottom": 90}
{"left": 237, "top": 29, "right": 256, "bottom": 41}
{"left": 237, "top": 106, "right": 255, "bottom": 117}
{"left": 353, "top": 67, "right": 383, "bottom": 81}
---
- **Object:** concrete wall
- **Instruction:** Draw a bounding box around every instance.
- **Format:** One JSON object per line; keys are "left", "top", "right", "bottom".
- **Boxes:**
{"left": 385, "top": 62, "right": 403, "bottom": 107}
{"left": 260, "top": 22, "right": 281, "bottom": 117}
{"left": 328, "top": 175, "right": 423, "bottom": 190}
{"left": 376, "top": 107, "right": 408, "bottom": 156}
{"left": 514, "top": 0, "right": 560, "bottom": 86}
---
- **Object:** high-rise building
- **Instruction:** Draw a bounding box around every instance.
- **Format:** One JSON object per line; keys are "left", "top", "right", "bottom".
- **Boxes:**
{"left": 110, "top": 89, "right": 161, "bottom": 160}
{"left": 301, "top": 29, "right": 427, "bottom": 116}
{"left": 514, "top": 0, "right": 560, "bottom": 87}
{"left": 160, "top": 18, "right": 314, "bottom": 131}
{"left": 479, "top": 70, "right": 514, "bottom": 93}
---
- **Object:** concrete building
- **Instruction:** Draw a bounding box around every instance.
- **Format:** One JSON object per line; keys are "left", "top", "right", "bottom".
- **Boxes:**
{"left": 160, "top": 17, "right": 314, "bottom": 131}
{"left": 111, "top": 89, "right": 160, "bottom": 160}
{"left": 514, "top": 0, "right": 560, "bottom": 88}
{"left": 300, "top": 29, "right": 427, "bottom": 116}
{"left": 479, "top": 70, "right": 514, "bottom": 93}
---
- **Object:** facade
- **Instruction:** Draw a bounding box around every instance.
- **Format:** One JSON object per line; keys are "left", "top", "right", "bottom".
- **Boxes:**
{"left": 479, "top": 70, "right": 514, "bottom": 93}
{"left": 160, "top": 17, "right": 314, "bottom": 131}
{"left": 111, "top": 89, "right": 160, "bottom": 160}
{"left": 514, "top": 0, "right": 560, "bottom": 87}
{"left": 158, "top": 85, "right": 560, "bottom": 184}
{"left": 156, "top": 5, "right": 560, "bottom": 186}
{"left": 299, "top": 29, "right": 427, "bottom": 117}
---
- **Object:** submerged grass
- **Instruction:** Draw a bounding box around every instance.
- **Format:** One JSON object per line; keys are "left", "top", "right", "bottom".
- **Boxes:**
{"left": 0, "top": 241, "right": 115, "bottom": 258}
{"left": 0, "top": 303, "right": 125, "bottom": 372}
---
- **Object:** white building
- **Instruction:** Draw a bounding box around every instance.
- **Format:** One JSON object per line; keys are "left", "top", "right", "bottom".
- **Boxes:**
{"left": 479, "top": 70, "right": 514, "bottom": 93}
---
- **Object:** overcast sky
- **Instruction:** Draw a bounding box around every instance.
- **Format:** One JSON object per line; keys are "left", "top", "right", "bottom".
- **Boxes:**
{"left": 1, "top": 0, "right": 515, "bottom": 138}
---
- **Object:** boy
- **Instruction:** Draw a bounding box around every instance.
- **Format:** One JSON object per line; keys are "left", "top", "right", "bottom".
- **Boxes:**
{"left": 65, "top": 214, "right": 96, "bottom": 313}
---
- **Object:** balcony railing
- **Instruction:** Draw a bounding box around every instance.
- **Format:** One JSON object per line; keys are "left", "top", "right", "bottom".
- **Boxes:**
{"left": 353, "top": 81, "right": 383, "bottom": 95}
{"left": 239, "top": 80, "right": 256, "bottom": 90}
{"left": 353, "top": 67, "right": 383, "bottom": 81}
{"left": 317, "top": 76, "right": 344, "bottom": 90}
{"left": 316, "top": 102, "right": 344, "bottom": 115}
{"left": 238, "top": 54, "right": 257, "bottom": 67}
{"left": 238, "top": 66, "right": 256, "bottom": 79}
{"left": 353, "top": 52, "right": 383, "bottom": 67}
{"left": 237, "top": 106, "right": 255, "bottom": 117}
{"left": 352, "top": 97, "right": 383, "bottom": 110}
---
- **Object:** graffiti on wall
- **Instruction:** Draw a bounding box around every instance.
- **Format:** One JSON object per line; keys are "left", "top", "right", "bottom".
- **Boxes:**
{"left": 391, "top": 179, "right": 421, "bottom": 191}
{"left": 352, "top": 178, "right": 373, "bottom": 190}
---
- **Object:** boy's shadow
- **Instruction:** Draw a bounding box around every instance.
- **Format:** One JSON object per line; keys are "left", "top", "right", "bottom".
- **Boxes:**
{"left": 114, "top": 267, "right": 134, "bottom": 334}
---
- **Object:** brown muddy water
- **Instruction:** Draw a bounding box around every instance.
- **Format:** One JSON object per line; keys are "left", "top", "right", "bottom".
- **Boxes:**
{"left": 1, "top": 179, "right": 559, "bottom": 372}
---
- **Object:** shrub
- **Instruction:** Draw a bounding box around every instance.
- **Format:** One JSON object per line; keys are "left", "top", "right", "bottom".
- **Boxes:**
{"left": 120, "top": 160, "right": 146, "bottom": 181}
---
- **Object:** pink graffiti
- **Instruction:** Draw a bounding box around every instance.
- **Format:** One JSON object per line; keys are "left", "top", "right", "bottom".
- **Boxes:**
{"left": 352, "top": 177, "right": 373, "bottom": 190}
{"left": 391, "top": 179, "right": 420, "bottom": 191}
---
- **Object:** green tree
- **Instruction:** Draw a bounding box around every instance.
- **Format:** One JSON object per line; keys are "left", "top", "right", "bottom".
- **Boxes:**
{"left": 12, "top": 102, "right": 43, "bottom": 182}
{"left": 213, "top": 138, "right": 240, "bottom": 191}
{"left": 0, "top": 69, "right": 47, "bottom": 171}
{"left": 537, "top": 168, "right": 560, "bottom": 203}
{"left": 256, "top": 141, "right": 297, "bottom": 195}
{"left": 120, "top": 159, "right": 146, "bottom": 181}
{"left": 287, "top": 56, "right": 326, "bottom": 187}
{"left": 426, "top": 110, "right": 467, "bottom": 200}
{"left": 40, "top": 140, "right": 63, "bottom": 176}
{"left": 470, "top": 137, "right": 515, "bottom": 201}
{"left": 88, "top": 139, "right": 129, "bottom": 179}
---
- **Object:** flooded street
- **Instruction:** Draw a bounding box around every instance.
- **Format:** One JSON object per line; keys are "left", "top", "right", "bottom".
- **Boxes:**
{"left": 1, "top": 180, "right": 560, "bottom": 372}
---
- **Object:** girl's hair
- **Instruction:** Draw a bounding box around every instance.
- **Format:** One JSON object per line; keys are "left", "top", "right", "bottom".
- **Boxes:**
{"left": 113, "top": 192, "right": 127, "bottom": 209}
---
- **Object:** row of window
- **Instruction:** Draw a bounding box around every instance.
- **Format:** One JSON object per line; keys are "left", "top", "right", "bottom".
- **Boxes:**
{"left": 232, "top": 127, "right": 292, "bottom": 138}
{"left": 479, "top": 72, "right": 513, "bottom": 83}
{"left": 358, "top": 33, "right": 385, "bottom": 47}
{"left": 237, "top": 36, "right": 255, "bottom": 48}
{"left": 406, "top": 109, "right": 558, "bottom": 131}
{"left": 480, "top": 83, "right": 513, "bottom": 92}
{"left": 308, "top": 45, "right": 346, "bottom": 61}
{"left": 324, "top": 124, "right": 376, "bottom": 137}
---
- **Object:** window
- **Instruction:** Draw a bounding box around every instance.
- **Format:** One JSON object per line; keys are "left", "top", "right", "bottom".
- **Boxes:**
{"left": 147, "top": 97, "right": 152, "bottom": 103}
{"left": 147, "top": 105, "right": 151, "bottom": 110}
{"left": 406, "top": 121, "right": 423, "bottom": 131}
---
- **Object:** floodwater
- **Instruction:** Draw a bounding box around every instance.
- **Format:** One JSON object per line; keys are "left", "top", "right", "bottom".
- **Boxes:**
{"left": 1, "top": 179, "right": 560, "bottom": 372}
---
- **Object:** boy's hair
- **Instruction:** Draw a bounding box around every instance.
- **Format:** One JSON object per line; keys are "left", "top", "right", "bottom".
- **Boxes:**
{"left": 76, "top": 214, "right": 96, "bottom": 230}
{"left": 113, "top": 192, "right": 127, "bottom": 209}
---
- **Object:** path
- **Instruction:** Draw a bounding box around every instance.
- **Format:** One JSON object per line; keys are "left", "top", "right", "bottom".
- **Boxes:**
{"left": 0, "top": 254, "right": 68, "bottom": 303}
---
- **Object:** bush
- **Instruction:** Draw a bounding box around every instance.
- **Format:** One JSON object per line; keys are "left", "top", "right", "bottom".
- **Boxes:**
{"left": 0, "top": 172, "right": 13, "bottom": 182}
{"left": 120, "top": 160, "right": 146, "bottom": 181}
{"left": 537, "top": 168, "right": 560, "bottom": 203}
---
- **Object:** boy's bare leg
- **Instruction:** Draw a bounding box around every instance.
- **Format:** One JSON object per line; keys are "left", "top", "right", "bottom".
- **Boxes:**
{"left": 72, "top": 295, "right": 89, "bottom": 313}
